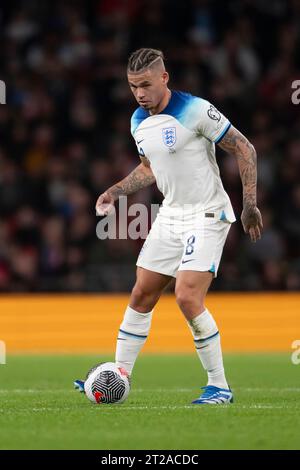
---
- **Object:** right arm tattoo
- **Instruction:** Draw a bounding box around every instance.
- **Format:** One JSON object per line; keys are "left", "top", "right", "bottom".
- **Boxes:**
{"left": 107, "top": 162, "right": 156, "bottom": 201}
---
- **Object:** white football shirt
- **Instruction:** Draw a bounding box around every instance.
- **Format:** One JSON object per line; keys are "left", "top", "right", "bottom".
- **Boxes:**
{"left": 131, "top": 90, "right": 236, "bottom": 223}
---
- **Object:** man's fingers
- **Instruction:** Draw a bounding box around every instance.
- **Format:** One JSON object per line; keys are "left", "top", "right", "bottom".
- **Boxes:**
{"left": 95, "top": 194, "right": 108, "bottom": 215}
{"left": 248, "top": 225, "right": 261, "bottom": 242}
{"left": 95, "top": 207, "right": 104, "bottom": 216}
{"left": 255, "top": 225, "right": 261, "bottom": 240}
{"left": 241, "top": 207, "right": 263, "bottom": 241}
{"left": 96, "top": 207, "right": 106, "bottom": 216}
{"left": 96, "top": 202, "right": 115, "bottom": 216}
{"left": 95, "top": 204, "right": 104, "bottom": 215}
{"left": 96, "top": 206, "right": 108, "bottom": 216}
{"left": 95, "top": 197, "right": 104, "bottom": 210}
{"left": 95, "top": 192, "right": 114, "bottom": 215}
{"left": 95, "top": 199, "right": 106, "bottom": 215}
{"left": 242, "top": 222, "right": 248, "bottom": 234}
{"left": 249, "top": 227, "right": 256, "bottom": 242}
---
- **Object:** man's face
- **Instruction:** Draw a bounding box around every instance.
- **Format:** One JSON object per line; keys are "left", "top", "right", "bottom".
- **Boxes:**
{"left": 127, "top": 68, "right": 169, "bottom": 111}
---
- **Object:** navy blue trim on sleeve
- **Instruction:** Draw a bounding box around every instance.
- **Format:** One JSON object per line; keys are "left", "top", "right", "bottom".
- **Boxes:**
{"left": 215, "top": 122, "right": 232, "bottom": 144}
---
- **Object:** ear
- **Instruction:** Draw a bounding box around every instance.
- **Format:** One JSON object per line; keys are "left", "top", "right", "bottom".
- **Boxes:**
{"left": 162, "top": 71, "right": 169, "bottom": 85}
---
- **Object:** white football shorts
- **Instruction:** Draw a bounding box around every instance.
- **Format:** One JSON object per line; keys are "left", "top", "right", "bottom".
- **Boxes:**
{"left": 136, "top": 209, "right": 233, "bottom": 278}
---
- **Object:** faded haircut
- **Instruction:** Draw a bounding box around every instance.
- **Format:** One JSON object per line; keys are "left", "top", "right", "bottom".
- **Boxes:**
{"left": 127, "top": 48, "right": 165, "bottom": 73}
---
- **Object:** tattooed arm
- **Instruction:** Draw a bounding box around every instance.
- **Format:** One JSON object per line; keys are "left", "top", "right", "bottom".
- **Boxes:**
{"left": 217, "top": 126, "right": 263, "bottom": 242}
{"left": 95, "top": 157, "right": 155, "bottom": 215}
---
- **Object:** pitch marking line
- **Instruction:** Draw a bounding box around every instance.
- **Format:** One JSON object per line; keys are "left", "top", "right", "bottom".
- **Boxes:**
{"left": 0, "top": 404, "right": 298, "bottom": 413}
{"left": 0, "top": 387, "right": 300, "bottom": 393}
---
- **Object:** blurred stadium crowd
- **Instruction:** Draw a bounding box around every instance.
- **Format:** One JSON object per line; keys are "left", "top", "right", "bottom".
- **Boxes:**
{"left": 0, "top": 0, "right": 299, "bottom": 292}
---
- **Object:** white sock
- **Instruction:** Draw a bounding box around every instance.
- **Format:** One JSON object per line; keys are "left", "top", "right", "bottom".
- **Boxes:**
{"left": 187, "top": 308, "right": 229, "bottom": 389}
{"left": 115, "top": 305, "right": 153, "bottom": 375}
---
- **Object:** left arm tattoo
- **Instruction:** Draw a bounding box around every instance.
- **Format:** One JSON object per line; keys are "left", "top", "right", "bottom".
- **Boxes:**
{"left": 218, "top": 126, "right": 257, "bottom": 211}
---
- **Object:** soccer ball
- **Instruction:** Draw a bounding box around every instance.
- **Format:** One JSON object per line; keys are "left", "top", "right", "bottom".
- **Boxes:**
{"left": 84, "top": 362, "right": 131, "bottom": 404}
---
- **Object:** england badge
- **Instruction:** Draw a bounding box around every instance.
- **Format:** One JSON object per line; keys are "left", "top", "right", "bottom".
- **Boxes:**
{"left": 162, "top": 127, "right": 176, "bottom": 148}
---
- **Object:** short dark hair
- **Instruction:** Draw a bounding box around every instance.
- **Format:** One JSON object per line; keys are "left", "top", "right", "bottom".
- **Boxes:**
{"left": 127, "top": 48, "right": 164, "bottom": 73}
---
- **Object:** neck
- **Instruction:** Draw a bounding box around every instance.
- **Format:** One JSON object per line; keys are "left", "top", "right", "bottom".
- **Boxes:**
{"left": 149, "top": 89, "right": 171, "bottom": 115}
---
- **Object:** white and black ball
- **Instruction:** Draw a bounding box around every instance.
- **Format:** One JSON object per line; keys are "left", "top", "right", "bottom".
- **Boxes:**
{"left": 84, "top": 362, "right": 130, "bottom": 404}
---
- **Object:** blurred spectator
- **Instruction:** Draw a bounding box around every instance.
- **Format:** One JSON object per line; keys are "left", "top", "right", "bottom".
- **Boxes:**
{"left": 0, "top": 0, "right": 299, "bottom": 291}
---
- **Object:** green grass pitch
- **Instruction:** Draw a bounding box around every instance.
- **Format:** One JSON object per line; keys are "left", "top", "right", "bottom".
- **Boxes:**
{"left": 0, "top": 354, "right": 299, "bottom": 450}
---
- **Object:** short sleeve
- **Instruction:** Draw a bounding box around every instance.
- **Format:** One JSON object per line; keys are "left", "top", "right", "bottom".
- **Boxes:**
{"left": 195, "top": 99, "right": 231, "bottom": 143}
{"left": 130, "top": 107, "right": 149, "bottom": 137}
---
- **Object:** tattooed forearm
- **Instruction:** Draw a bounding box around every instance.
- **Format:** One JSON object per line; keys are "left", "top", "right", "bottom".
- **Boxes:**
{"left": 218, "top": 126, "right": 257, "bottom": 208}
{"left": 107, "top": 163, "right": 156, "bottom": 200}
{"left": 218, "top": 125, "right": 263, "bottom": 242}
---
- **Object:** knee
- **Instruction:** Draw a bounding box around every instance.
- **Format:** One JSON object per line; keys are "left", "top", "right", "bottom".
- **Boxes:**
{"left": 175, "top": 287, "right": 194, "bottom": 311}
{"left": 131, "top": 282, "right": 151, "bottom": 301}
{"left": 175, "top": 284, "right": 205, "bottom": 313}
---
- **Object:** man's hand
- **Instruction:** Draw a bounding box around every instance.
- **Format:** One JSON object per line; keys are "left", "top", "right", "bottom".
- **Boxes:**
{"left": 241, "top": 205, "right": 263, "bottom": 242}
{"left": 95, "top": 191, "right": 115, "bottom": 216}
{"left": 95, "top": 162, "right": 155, "bottom": 216}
